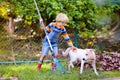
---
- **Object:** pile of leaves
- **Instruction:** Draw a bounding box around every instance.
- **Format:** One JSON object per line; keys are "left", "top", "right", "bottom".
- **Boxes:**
{"left": 96, "top": 52, "right": 120, "bottom": 71}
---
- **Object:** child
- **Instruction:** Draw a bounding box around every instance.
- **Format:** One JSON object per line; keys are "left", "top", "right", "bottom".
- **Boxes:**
{"left": 36, "top": 13, "right": 76, "bottom": 72}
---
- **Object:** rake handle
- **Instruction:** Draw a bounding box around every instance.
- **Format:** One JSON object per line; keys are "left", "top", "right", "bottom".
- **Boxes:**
{"left": 33, "top": 0, "right": 54, "bottom": 53}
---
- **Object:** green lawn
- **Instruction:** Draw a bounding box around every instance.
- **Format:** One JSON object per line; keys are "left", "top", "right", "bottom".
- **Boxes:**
{"left": 0, "top": 63, "right": 120, "bottom": 80}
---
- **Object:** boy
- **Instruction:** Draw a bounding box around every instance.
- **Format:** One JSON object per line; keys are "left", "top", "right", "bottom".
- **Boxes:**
{"left": 36, "top": 13, "right": 76, "bottom": 72}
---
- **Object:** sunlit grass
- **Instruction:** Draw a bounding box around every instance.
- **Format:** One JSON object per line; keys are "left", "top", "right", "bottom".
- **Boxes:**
{"left": 0, "top": 62, "right": 120, "bottom": 80}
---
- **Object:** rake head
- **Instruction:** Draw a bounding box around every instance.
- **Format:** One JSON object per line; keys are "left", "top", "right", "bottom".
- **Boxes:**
{"left": 52, "top": 58, "right": 67, "bottom": 74}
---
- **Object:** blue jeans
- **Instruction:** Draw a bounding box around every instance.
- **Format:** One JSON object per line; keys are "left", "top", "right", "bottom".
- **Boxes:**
{"left": 41, "top": 40, "right": 58, "bottom": 56}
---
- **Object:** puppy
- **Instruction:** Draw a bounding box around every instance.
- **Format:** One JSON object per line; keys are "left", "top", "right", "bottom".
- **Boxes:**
{"left": 62, "top": 47, "right": 99, "bottom": 76}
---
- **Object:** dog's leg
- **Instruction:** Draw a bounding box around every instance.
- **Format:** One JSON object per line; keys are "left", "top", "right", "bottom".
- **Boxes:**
{"left": 80, "top": 60, "right": 85, "bottom": 74}
{"left": 68, "top": 61, "right": 74, "bottom": 71}
{"left": 92, "top": 61, "right": 99, "bottom": 76}
{"left": 68, "top": 58, "right": 76, "bottom": 71}
{"left": 68, "top": 61, "right": 71, "bottom": 71}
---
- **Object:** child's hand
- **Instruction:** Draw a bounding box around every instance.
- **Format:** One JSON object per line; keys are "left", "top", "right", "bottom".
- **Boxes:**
{"left": 40, "top": 18, "right": 43, "bottom": 24}
{"left": 39, "top": 18, "right": 44, "bottom": 27}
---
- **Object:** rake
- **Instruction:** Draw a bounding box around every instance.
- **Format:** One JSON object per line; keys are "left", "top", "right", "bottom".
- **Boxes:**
{"left": 33, "top": 0, "right": 67, "bottom": 73}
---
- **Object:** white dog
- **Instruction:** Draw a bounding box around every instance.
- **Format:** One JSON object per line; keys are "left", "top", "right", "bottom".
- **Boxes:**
{"left": 62, "top": 47, "right": 99, "bottom": 76}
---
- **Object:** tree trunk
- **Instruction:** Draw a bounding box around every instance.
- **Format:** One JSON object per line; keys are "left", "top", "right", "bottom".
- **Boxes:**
{"left": 2, "top": 17, "right": 15, "bottom": 36}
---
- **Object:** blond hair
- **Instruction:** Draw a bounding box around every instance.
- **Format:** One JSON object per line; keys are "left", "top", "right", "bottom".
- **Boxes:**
{"left": 55, "top": 13, "right": 69, "bottom": 22}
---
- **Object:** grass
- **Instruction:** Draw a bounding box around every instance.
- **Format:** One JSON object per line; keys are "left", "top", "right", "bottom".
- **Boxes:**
{"left": 0, "top": 62, "right": 120, "bottom": 80}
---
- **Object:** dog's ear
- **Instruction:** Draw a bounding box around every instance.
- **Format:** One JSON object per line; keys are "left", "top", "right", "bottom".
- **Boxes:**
{"left": 86, "top": 49, "right": 95, "bottom": 53}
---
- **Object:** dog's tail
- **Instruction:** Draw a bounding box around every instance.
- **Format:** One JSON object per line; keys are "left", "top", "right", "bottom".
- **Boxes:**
{"left": 62, "top": 47, "right": 71, "bottom": 56}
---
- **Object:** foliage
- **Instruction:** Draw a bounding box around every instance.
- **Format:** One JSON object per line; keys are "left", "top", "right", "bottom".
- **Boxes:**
{"left": 0, "top": 0, "right": 120, "bottom": 36}
{"left": 0, "top": 0, "right": 119, "bottom": 29}
{"left": 0, "top": 0, "right": 120, "bottom": 59}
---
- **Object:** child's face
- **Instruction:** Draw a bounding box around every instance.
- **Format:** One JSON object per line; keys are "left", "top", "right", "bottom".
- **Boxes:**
{"left": 57, "top": 21, "right": 67, "bottom": 27}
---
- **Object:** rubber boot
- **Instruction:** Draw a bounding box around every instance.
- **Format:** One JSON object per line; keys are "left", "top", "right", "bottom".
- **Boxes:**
{"left": 36, "top": 62, "right": 42, "bottom": 72}
{"left": 51, "top": 62, "right": 56, "bottom": 71}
